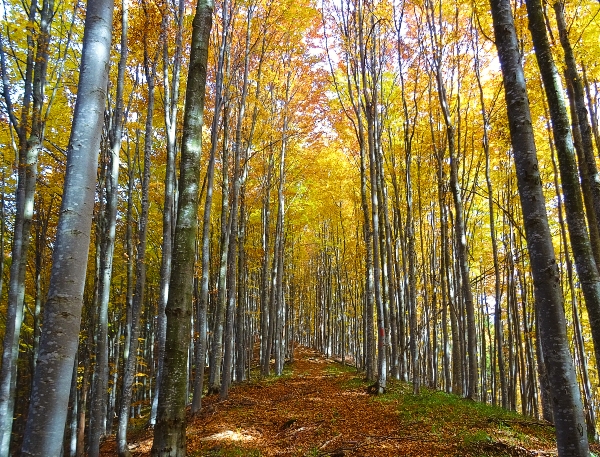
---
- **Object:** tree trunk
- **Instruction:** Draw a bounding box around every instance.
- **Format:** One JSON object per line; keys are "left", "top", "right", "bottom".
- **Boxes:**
{"left": 151, "top": 0, "right": 212, "bottom": 453}
{"left": 20, "top": 0, "right": 113, "bottom": 451}
{"left": 473, "top": 23, "right": 507, "bottom": 409}
{"left": 273, "top": 78, "right": 289, "bottom": 377}
{"left": 0, "top": 0, "right": 54, "bottom": 451}
{"left": 489, "top": 0, "right": 589, "bottom": 453}
{"left": 582, "top": 67, "right": 600, "bottom": 158}
{"left": 220, "top": 5, "right": 253, "bottom": 397}
{"left": 117, "top": 39, "right": 157, "bottom": 457}
{"left": 260, "top": 152, "right": 274, "bottom": 377}
{"left": 525, "top": 0, "right": 600, "bottom": 374}
{"left": 88, "top": 2, "right": 128, "bottom": 455}
{"left": 553, "top": 1, "right": 600, "bottom": 250}
{"left": 190, "top": 0, "right": 227, "bottom": 413}
{"left": 151, "top": 0, "right": 184, "bottom": 426}
{"left": 208, "top": 100, "right": 231, "bottom": 394}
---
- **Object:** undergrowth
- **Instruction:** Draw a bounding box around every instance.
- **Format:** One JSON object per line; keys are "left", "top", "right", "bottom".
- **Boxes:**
{"left": 379, "top": 381, "right": 556, "bottom": 456}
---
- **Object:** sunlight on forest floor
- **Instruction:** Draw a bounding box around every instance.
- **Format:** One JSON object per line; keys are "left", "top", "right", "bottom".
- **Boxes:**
{"left": 199, "top": 430, "right": 258, "bottom": 442}
{"left": 100, "top": 347, "right": 598, "bottom": 456}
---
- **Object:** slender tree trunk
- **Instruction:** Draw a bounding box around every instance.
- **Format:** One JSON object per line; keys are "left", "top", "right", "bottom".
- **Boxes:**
{"left": 209, "top": 100, "right": 231, "bottom": 394}
{"left": 273, "top": 78, "right": 289, "bottom": 377}
{"left": 260, "top": 152, "right": 274, "bottom": 376}
{"left": 107, "top": 320, "right": 122, "bottom": 434}
{"left": 151, "top": 0, "right": 213, "bottom": 452}
{"left": 20, "top": 0, "right": 113, "bottom": 451}
{"left": 151, "top": 0, "right": 184, "bottom": 426}
{"left": 117, "top": 40, "right": 157, "bottom": 457}
{"left": 582, "top": 67, "right": 600, "bottom": 157}
{"left": 0, "top": 0, "right": 54, "bottom": 450}
{"left": 76, "top": 353, "right": 90, "bottom": 457}
{"left": 405, "top": 140, "right": 419, "bottom": 394}
{"left": 489, "top": 0, "right": 589, "bottom": 453}
{"left": 190, "top": 0, "right": 227, "bottom": 413}
{"left": 220, "top": 5, "right": 254, "bottom": 397}
{"left": 360, "top": 139, "right": 376, "bottom": 381}
{"left": 88, "top": 2, "right": 128, "bottom": 454}
{"left": 549, "top": 119, "right": 596, "bottom": 433}
{"left": 68, "top": 354, "right": 78, "bottom": 457}
{"left": 566, "top": 79, "right": 600, "bottom": 270}
{"left": 0, "top": 175, "right": 5, "bottom": 302}
{"left": 472, "top": 26, "right": 507, "bottom": 408}
{"left": 526, "top": 0, "right": 600, "bottom": 372}
{"left": 441, "top": 87, "right": 478, "bottom": 400}
{"left": 553, "top": 1, "right": 600, "bottom": 247}
{"left": 235, "top": 187, "right": 248, "bottom": 382}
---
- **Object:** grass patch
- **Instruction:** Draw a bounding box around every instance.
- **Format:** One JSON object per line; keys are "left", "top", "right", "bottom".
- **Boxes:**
{"left": 384, "top": 386, "right": 519, "bottom": 425}
{"left": 461, "top": 429, "right": 491, "bottom": 446}
{"left": 378, "top": 384, "right": 556, "bottom": 456}
{"left": 324, "top": 363, "right": 357, "bottom": 376}
{"left": 339, "top": 375, "right": 370, "bottom": 389}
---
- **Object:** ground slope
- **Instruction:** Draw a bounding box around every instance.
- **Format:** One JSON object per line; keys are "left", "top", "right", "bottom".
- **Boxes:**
{"left": 101, "top": 347, "right": 583, "bottom": 456}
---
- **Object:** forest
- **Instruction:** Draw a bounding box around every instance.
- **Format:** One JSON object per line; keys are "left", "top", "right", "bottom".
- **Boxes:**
{"left": 0, "top": 0, "right": 599, "bottom": 454}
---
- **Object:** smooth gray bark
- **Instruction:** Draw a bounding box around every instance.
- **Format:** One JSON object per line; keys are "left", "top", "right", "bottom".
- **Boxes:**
{"left": 553, "top": 1, "right": 600, "bottom": 253}
{"left": 20, "top": 0, "right": 113, "bottom": 452}
{"left": 357, "top": 7, "right": 386, "bottom": 392}
{"left": 582, "top": 67, "right": 600, "bottom": 158}
{"left": 0, "top": 0, "right": 54, "bottom": 450}
{"left": 0, "top": 178, "right": 4, "bottom": 307}
{"left": 208, "top": 101, "right": 231, "bottom": 393}
{"left": 473, "top": 26, "right": 507, "bottom": 408}
{"left": 220, "top": 5, "right": 253, "bottom": 398}
{"left": 260, "top": 152, "right": 274, "bottom": 376}
{"left": 432, "top": 57, "right": 478, "bottom": 402}
{"left": 551, "top": 139, "right": 598, "bottom": 437}
{"left": 207, "top": 0, "right": 232, "bottom": 393}
{"left": 273, "top": 75, "right": 289, "bottom": 377}
{"left": 526, "top": 0, "right": 600, "bottom": 384}
{"left": 88, "top": 2, "right": 128, "bottom": 455}
{"left": 489, "top": 0, "right": 589, "bottom": 453}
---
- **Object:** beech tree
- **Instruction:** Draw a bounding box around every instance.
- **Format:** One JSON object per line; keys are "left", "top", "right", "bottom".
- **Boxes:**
{"left": 0, "top": 0, "right": 60, "bottom": 450}
{"left": 151, "top": 0, "right": 213, "bottom": 453}
{"left": 87, "top": 1, "right": 128, "bottom": 454}
{"left": 19, "top": 0, "right": 114, "bottom": 453}
{"left": 489, "top": 0, "right": 589, "bottom": 453}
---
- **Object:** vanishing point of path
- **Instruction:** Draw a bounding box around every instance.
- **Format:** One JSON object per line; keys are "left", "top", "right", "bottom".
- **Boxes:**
{"left": 101, "top": 347, "right": 565, "bottom": 456}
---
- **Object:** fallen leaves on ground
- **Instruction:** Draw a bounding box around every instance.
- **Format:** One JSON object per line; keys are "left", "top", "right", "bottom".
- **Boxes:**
{"left": 100, "top": 347, "right": 579, "bottom": 456}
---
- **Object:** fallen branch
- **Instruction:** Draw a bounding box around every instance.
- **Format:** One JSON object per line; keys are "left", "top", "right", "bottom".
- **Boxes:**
{"left": 318, "top": 433, "right": 342, "bottom": 450}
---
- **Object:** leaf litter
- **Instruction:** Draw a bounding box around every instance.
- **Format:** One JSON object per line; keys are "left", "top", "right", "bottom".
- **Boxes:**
{"left": 100, "top": 346, "right": 595, "bottom": 456}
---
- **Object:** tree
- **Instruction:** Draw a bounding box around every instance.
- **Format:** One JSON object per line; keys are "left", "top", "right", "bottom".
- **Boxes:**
{"left": 117, "top": 9, "right": 159, "bottom": 453}
{"left": 19, "top": 0, "right": 114, "bottom": 452}
{"left": 423, "top": 0, "right": 478, "bottom": 399}
{"left": 525, "top": 0, "right": 600, "bottom": 384}
{"left": 488, "top": 0, "right": 589, "bottom": 453}
{"left": 151, "top": 0, "right": 213, "bottom": 453}
{"left": 0, "top": 0, "right": 57, "bottom": 450}
{"left": 87, "top": 1, "right": 128, "bottom": 454}
{"left": 150, "top": 0, "right": 185, "bottom": 426}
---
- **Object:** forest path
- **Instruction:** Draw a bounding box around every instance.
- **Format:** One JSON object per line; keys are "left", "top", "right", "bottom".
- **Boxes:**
{"left": 101, "top": 347, "right": 560, "bottom": 456}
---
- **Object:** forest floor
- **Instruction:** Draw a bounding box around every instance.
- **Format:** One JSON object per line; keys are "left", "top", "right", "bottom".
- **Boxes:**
{"left": 100, "top": 347, "right": 590, "bottom": 456}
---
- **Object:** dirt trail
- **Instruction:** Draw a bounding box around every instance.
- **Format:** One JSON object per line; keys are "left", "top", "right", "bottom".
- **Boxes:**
{"left": 186, "top": 347, "right": 427, "bottom": 456}
{"left": 100, "top": 347, "right": 556, "bottom": 456}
